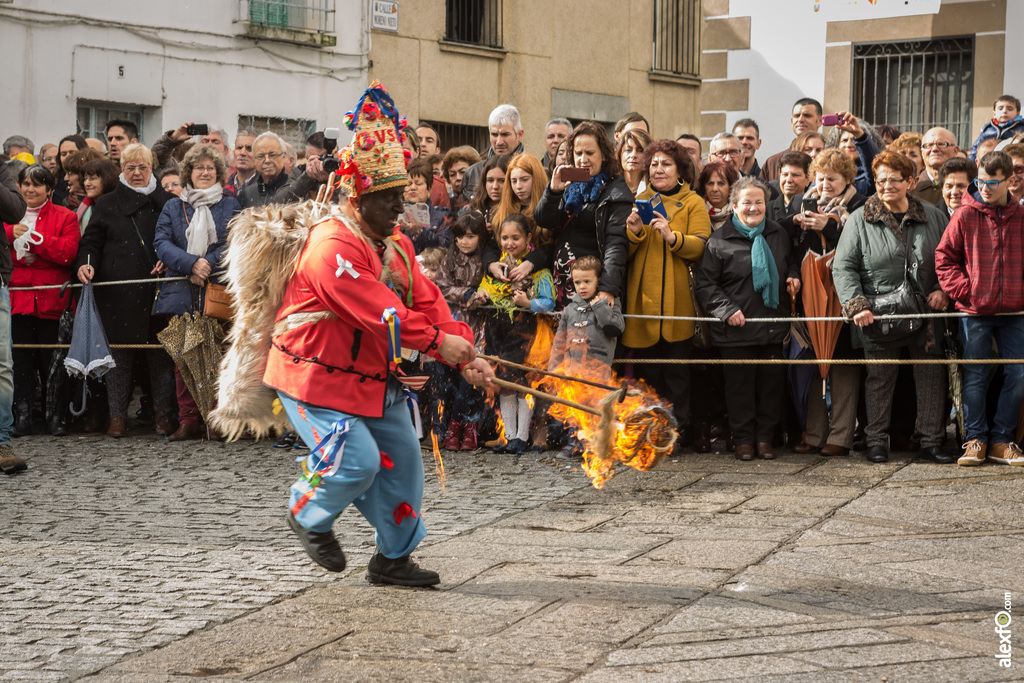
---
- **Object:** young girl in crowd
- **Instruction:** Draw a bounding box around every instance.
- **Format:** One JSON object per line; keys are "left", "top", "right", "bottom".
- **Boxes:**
{"left": 477, "top": 213, "right": 555, "bottom": 454}
{"left": 433, "top": 211, "right": 490, "bottom": 450}
{"left": 468, "top": 154, "right": 510, "bottom": 231}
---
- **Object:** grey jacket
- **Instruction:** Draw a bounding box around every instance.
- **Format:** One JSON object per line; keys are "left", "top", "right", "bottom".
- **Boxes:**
{"left": 549, "top": 293, "right": 624, "bottom": 371}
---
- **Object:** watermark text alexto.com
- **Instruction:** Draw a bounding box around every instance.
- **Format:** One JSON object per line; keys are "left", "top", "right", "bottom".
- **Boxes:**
{"left": 996, "top": 592, "right": 1012, "bottom": 668}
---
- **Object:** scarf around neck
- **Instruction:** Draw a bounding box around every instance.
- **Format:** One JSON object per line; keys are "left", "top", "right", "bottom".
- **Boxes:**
{"left": 730, "top": 213, "right": 779, "bottom": 309}
{"left": 181, "top": 184, "right": 224, "bottom": 257}
{"left": 564, "top": 171, "right": 609, "bottom": 215}
{"left": 119, "top": 173, "right": 158, "bottom": 195}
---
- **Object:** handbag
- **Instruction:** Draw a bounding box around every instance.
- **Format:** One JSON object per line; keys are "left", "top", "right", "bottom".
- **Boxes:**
{"left": 203, "top": 282, "right": 235, "bottom": 321}
{"left": 861, "top": 230, "right": 928, "bottom": 345}
{"left": 686, "top": 260, "right": 712, "bottom": 350}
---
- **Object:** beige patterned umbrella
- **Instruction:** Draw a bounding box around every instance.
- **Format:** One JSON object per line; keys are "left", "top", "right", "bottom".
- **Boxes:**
{"left": 157, "top": 313, "right": 225, "bottom": 421}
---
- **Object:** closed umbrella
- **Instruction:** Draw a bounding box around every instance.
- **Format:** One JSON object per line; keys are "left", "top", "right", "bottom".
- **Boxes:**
{"left": 157, "top": 312, "right": 225, "bottom": 421}
{"left": 64, "top": 282, "right": 116, "bottom": 415}
{"left": 942, "top": 328, "right": 965, "bottom": 443}
{"left": 784, "top": 287, "right": 815, "bottom": 430}
{"left": 45, "top": 284, "right": 76, "bottom": 421}
{"left": 801, "top": 235, "right": 844, "bottom": 384}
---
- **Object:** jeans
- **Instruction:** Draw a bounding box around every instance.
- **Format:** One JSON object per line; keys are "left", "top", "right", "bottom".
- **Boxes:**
{"left": 0, "top": 286, "right": 12, "bottom": 444}
{"left": 960, "top": 315, "right": 1024, "bottom": 444}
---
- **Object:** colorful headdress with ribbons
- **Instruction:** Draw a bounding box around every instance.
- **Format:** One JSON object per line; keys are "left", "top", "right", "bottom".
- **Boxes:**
{"left": 336, "top": 79, "right": 411, "bottom": 196}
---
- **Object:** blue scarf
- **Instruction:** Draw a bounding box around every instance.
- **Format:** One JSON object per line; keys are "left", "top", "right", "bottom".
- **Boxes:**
{"left": 730, "top": 213, "right": 779, "bottom": 309}
{"left": 563, "top": 171, "right": 609, "bottom": 215}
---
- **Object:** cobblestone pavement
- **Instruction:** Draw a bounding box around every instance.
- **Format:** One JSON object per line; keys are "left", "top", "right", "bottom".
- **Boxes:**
{"left": 3, "top": 429, "right": 1024, "bottom": 682}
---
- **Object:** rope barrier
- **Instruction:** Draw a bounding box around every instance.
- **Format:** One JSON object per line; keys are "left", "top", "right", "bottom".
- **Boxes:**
{"left": 613, "top": 357, "right": 1024, "bottom": 365}
{"left": 14, "top": 344, "right": 164, "bottom": 349}
{"left": 7, "top": 276, "right": 188, "bottom": 292}
{"left": 478, "top": 304, "right": 1021, "bottom": 324}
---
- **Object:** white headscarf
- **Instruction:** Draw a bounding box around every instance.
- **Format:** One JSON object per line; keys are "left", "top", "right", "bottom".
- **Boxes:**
{"left": 180, "top": 184, "right": 224, "bottom": 257}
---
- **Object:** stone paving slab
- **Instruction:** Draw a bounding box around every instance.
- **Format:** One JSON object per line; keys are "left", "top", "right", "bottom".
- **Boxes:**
{"left": 4, "top": 432, "right": 1024, "bottom": 682}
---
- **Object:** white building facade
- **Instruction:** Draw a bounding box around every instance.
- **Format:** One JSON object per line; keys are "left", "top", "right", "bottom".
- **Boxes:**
{"left": 0, "top": 0, "right": 368, "bottom": 151}
{"left": 701, "top": 0, "right": 1021, "bottom": 157}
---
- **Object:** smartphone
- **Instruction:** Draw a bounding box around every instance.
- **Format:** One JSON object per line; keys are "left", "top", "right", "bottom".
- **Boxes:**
{"left": 635, "top": 194, "right": 669, "bottom": 224}
{"left": 559, "top": 167, "right": 591, "bottom": 183}
{"left": 186, "top": 123, "right": 209, "bottom": 136}
{"left": 405, "top": 202, "right": 430, "bottom": 228}
{"left": 801, "top": 196, "right": 818, "bottom": 214}
{"left": 820, "top": 114, "right": 840, "bottom": 127}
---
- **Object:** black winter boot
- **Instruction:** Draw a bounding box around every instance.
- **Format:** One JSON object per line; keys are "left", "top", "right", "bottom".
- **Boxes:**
{"left": 286, "top": 513, "right": 346, "bottom": 572}
{"left": 366, "top": 551, "right": 440, "bottom": 587}
{"left": 12, "top": 400, "right": 32, "bottom": 437}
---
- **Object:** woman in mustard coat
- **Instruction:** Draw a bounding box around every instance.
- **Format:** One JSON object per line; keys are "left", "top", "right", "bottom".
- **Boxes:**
{"left": 622, "top": 139, "right": 712, "bottom": 436}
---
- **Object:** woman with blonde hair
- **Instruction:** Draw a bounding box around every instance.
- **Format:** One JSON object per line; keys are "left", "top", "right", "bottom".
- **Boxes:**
{"left": 484, "top": 153, "right": 551, "bottom": 283}
{"left": 74, "top": 143, "right": 177, "bottom": 438}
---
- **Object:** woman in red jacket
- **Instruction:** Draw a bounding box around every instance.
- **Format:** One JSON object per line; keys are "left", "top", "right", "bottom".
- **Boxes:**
{"left": 5, "top": 165, "right": 80, "bottom": 435}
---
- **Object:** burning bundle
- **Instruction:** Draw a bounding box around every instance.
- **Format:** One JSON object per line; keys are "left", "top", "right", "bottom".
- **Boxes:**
{"left": 481, "top": 354, "right": 678, "bottom": 488}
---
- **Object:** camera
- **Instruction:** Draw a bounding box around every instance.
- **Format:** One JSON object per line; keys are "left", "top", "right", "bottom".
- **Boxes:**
{"left": 320, "top": 127, "right": 340, "bottom": 174}
{"left": 186, "top": 123, "right": 209, "bottom": 136}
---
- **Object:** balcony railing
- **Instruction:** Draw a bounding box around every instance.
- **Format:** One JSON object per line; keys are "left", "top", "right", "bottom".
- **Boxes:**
{"left": 239, "top": 0, "right": 336, "bottom": 46}
{"left": 445, "top": 0, "right": 503, "bottom": 49}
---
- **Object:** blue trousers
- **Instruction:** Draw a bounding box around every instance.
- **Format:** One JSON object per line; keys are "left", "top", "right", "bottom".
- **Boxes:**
{"left": 961, "top": 315, "right": 1024, "bottom": 444}
{"left": 279, "top": 381, "right": 427, "bottom": 559}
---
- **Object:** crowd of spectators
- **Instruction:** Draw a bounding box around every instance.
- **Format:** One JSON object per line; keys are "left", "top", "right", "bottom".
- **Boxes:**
{"left": 1, "top": 91, "right": 1023, "bottom": 474}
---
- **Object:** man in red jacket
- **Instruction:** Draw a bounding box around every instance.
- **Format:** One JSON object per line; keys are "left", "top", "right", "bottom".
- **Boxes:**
{"left": 264, "top": 81, "right": 493, "bottom": 587}
{"left": 935, "top": 151, "right": 1024, "bottom": 467}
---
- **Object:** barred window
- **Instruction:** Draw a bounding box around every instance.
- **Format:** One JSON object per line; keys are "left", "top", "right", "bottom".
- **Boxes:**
{"left": 852, "top": 37, "right": 974, "bottom": 147}
{"left": 423, "top": 121, "right": 489, "bottom": 156}
{"left": 652, "top": 0, "right": 701, "bottom": 78}
{"left": 76, "top": 101, "right": 144, "bottom": 141}
{"left": 445, "top": 0, "right": 503, "bottom": 49}
{"left": 237, "top": 115, "right": 317, "bottom": 151}
{"left": 241, "top": 0, "right": 335, "bottom": 34}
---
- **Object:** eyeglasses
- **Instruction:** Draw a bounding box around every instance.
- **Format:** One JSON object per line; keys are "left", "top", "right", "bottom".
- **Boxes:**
{"left": 193, "top": 166, "right": 217, "bottom": 174}
{"left": 974, "top": 178, "right": 1008, "bottom": 189}
{"left": 254, "top": 152, "right": 282, "bottom": 161}
{"left": 123, "top": 165, "right": 150, "bottom": 174}
{"left": 875, "top": 176, "right": 907, "bottom": 187}
{"left": 1013, "top": 165, "right": 1024, "bottom": 176}
{"left": 921, "top": 142, "right": 954, "bottom": 150}
{"left": 712, "top": 149, "right": 742, "bottom": 158}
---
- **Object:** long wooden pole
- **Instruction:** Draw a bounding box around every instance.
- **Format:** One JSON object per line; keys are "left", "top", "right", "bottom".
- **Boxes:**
{"left": 479, "top": 354, "right": 620, "bottom": 392}
{"left": 489, "top": 377, "right": 602, "bottom": 417}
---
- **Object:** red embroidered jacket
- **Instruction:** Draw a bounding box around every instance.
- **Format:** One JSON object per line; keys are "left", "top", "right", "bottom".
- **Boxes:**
{"left": 936, "top": 191, "right": 1024, "bottom": 315}
{"left": 263, "top": 217, "right": 471, "bottom": 417}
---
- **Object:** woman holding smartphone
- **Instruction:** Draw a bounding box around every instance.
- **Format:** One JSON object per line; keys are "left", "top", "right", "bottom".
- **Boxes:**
{"left": 622, "top": 139, "right": 712, "bottom": 443}
{"left": 534, "top": 121, "right": 632, "bottom": 310}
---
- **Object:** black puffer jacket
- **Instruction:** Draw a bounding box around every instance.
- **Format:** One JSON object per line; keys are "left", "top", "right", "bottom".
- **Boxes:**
{"left": 695, "top": 217, "right": 799, "bottom": 347}
{"left": 0, "top": 163, "right": 26, "bottom": 283}
{"left": 533, "top": 176, "right": 632, "bottom": 300}
{"left": 73, "top": 183, "right": 172, "bottom": 343}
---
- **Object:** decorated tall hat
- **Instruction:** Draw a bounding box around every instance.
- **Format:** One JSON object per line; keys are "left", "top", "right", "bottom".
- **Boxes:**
{"left": 336, "top": 79, "right": 412, "bottom": 196}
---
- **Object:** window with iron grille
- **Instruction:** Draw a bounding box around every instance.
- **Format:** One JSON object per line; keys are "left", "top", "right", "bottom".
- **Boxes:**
{"left": 240, "top": 0, "right": 335, "bottom": 34}
{"left": 852, "top": 37, "right": 974, "bottom": 147}
{"left": 445, "top": 0, "right": 503, "bottom": 49}
{"left": 76, "top": 101, "right": 144, "bottom": 141}
{"left": 423, "top": 121, "right": 489, "bottom": 156}
{"left": 237, "top": 115, "right": 317, "bottom": 151}
{"left": 652, "top": 0, "right": 701, "bottom": 78}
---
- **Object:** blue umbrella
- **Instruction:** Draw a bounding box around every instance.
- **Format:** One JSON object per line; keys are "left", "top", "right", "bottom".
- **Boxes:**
{"left": 64, "top": 282, "right": 116, "bottom": 415}
{"left": 784, "top": 319, "right": 815, "bottom": 431}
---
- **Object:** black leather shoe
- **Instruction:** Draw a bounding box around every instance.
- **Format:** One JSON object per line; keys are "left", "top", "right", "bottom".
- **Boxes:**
{"left": 48, "top": 416, "right": 67, "bottom": 436}
{"left": 12, "top": 400, "right": 31, "bottom": 437}
{"left": 366, "top": 551, "right": 440, "bottom": 587}
{"left": 865, "top": 445, "right": 889, "bottom": 463}
{"left": 921, "top": 445, "right": 955, "bottom": 464}
{"left": 286, "top": 513, "right": 346, "bottom": 572}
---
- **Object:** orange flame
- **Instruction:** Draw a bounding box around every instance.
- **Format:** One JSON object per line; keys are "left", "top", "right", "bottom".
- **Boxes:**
{"left": 431, "top": 402, "right": 447, "bottom": 491}
{"left": 537, "top": 350, "right": 677, "bottom": 489}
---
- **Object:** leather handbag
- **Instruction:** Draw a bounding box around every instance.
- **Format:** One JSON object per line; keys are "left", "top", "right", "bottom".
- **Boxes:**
{"left": 203, "top": 282, "right": 235, "bottom": 321}
{"left": 862, "top": 235, "right": 927, "bottom": 345}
